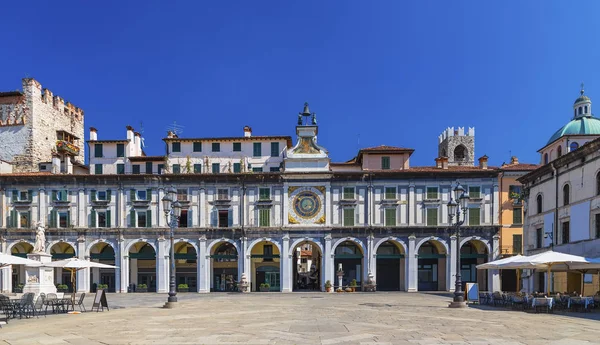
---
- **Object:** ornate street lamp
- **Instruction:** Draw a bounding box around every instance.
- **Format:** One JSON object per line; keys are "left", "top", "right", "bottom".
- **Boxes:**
{"left": 447, "top": 181, "right": 470, "bottom": 308}
{"left": 162, "top": 186, "right": 182, "bottom": 308}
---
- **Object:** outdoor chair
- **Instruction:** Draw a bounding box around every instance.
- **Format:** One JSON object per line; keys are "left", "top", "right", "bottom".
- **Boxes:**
{"left": 511, "top": 295, "right": 525, "bottom": 310}
{"left": 0, "top": 295, "right": 14, "bottom": 326}
{"left": 533, "top": 298, "right": 550, "bottom": 314}
{"left": 33, "top": 293, "right": 46, "bottom": 318}
{"left": 44, "top": 293, "right": 58, "bottom": 314}
{"left": 73, "top": 293, "right": 86, "bottom": 312}
{"left": 492, "top": 292, "right": 505, "bottom": 307}
{"left": 15, "top": 293, "right": 35, "bottom": 319}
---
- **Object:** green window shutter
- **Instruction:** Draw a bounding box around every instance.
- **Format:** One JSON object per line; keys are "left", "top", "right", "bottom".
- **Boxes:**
{"left": 512, "top": 234, "right": 522, "bottom": 255}
{"left": 61, "top": 190, "right": 68, "bottom": 201}
{"left": 212, "top": 163, "right": 220, "bottom": 174}
{"left": 233, "top": 142, "right": 241, "bottom": 152}
{"left": 106, "top": 210, "right": 112, "bottom": 228}
{"left": 146, "top": 210, "right": 152, "bottom": 228}
{"left": 469, "top": 186, "right": 481, "bottom": 198}
{"left": 172, "top": 142, "right": 181, "bottom": 152}
{"left": 130, "top": 210, "right": 136, "bottom": 227}
{"left": 9, "top": 210, "right": 17, "bottom": 228}
{"left": 270, "top": 142, "right": 279, "bottom": 157}
{"left": 212, "top": 143, "right": 220, "bottom": 152}
{"left": 52, "top": 190, "right": 57, "bottom": 202}
{"left": 28, "top": 190, "right": 33, "bottom": 202}
{"left": 193, "top": 142, "right": 202, "bottom": 152}
{"left": 193, "top": 164, "right": 202, "bottom": 173}
{"left": 381, "top": 156, "right": 390, "bottom": 169}
{"left": 469, "top": 208, "right": 480, "bottom": 226}
{"left": 50, "top": 210, "right": 57, "bottom": 228}
{"left": 116, "top": 143, "right": 124, "bottom": 157}
{"left": 172, "top": 164, "right": 180, "bottom": 174}
{"left": 259, "top": 188, "right": 270, "bottom": 200}
{"left": 233, "top": 163, "right": 241, "bottom": 173}
{"left": 385, "top": 187, "right": 396, "bottom": 200}
{"left": 107, "top": 190, "right": 112, "bottom": 202}
{"left": 94, "top": 144, "right": 103, "bottom": 157}
{"left": 426, "top": 187, "right": 438, "bottom": 200}
{"left": 66, "top": 211, "right": 71, "bottom": 228}
{"left": 91, "top": 190, "right": 97, "bottom": 202}
{"left": 12, "top": 190, "right": 17, "bottom": 202}
{"left": 259, "top": 209, "right": 270, "bottom": 227}
{"left": 343, "top": 208, "right": 354, "bottom": 226}
{"left": 146, "top": 189, "right": 152, "bottom": 201}
{"left": 228, "top": 211, "right": 233, "bottom": 227}
{"left": 211, "top": 209, "right": 218, "bottom": 227}
{"left": 25, "top": 211, "right": 31, "bottom": 228}
{"left": 145, "top": 162, "right": 153, "bottom": 174}
{"left": 117, "top": 164, "right": 125, "bottom": 174}
{"left": 130, "top": 189, "right": 136, "bottom": 202}
{"left": 426, "top": 208, "right": 438, "bottom": 226}
{"left": 512, "top": 207, "right": 522, "bottom": 224}
{"left": 253, "top": 143, "right": 262, "bottom": 157}
{"left": 91, "top": 209, "right": 97, "bottom": 228}
{"left": 385, "top": 208, "right": 396, "bottom": 226}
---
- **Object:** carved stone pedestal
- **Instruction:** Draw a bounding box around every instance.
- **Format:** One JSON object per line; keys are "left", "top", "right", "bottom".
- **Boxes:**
{"left": 22, "top": 252, "right": 56, "bottom": 298}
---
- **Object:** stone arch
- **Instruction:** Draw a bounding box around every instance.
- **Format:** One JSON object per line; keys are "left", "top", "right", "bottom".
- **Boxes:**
{"left": 562, "top": 183, "right": 570, "bottom": 206}
{"left": 415, "top": 237, "right": 449, "bottom": 254}
{"left": 7, "top": 240, "right": 34, "bottom": 254}
{"left": 459, "top": 237, "right": 491, "bottom": 254}
{"left": 207, "top": 238, "right": 240, "bottom": 255}
{"left": 331, "top": 237, "right": 366, "bottom": 254}
{"left": 48, "top": 240, "right": 77, "bottom": 257}
{"left": 174, "top": 239, "right": 199, "bottom": 255}
{"left": 288, "top": 238, "right": 324, "bottom": 257}
{"left": 459, "top": 237, "right": 491, "bottom": 291}
{"left": 247, "top": 237, "right": 282, "bottom": 254}
{"left": 454, "top": 144, "right": 468, "bottom": 161}
{"left": 86, "top": 239, "right": 117, "bottom": 257}
{"left": 373, "top": 237, "right": 407, "bottom": 255}
{"left": 125, "top": 239, "right": 157, "bottom": 254}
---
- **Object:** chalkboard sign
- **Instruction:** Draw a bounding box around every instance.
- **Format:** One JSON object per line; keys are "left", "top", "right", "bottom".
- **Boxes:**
{"left": 92, "top": 289, "right": 110, "bottom": 312}
{"left": 466, "top": 283, "right": 479, "bottom": 303}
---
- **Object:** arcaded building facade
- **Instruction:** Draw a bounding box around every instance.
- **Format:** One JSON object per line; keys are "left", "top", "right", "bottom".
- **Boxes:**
{"left": 0, "top": 98, "right": 502, "bottom": 294}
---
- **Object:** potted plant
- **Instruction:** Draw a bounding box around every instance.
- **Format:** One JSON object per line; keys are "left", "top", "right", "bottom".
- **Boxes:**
{"left": 137, "top": 283, "right": 148, "bottom": 292}
{"left": 178, "top": 283, "right": 189, "bottom": 292}
{"left": 259, "top": 283, "right": 270, "bottom": 292}
{"left": 349, "top": 279, "right": 357, "bottom": 292}
{"left": 14, "top": 284, "right": 24, "bottom": 293}
{"left": 56, "top": 284, "right": 69, "bottom": 293}
{"left": 97, "top": 283, "right": 108, "bottom": 290}
{"left": 325, "top": 280, "right": 332, "bottom": 292}
{"left": 336, "top": 288, "right": 344, "bottom": 293}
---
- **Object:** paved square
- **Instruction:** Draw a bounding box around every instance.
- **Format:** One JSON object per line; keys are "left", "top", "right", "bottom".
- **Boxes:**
{"left": 1, "top": 293, "right": 599, "bottom": 345}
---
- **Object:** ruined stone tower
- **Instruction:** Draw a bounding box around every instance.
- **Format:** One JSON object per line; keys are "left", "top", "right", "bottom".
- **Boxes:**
{"left": 438, "top": 127, "right": 475, "bottom": 166}
{"left": 0, "top": 78, "right": 84, "bottom": 173}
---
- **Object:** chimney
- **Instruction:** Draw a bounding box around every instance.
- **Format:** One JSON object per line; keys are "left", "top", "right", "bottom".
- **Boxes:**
{"left": 89, "top": 127, "right": 98, "bottom": 141}
{"left": 510, "top": 156, "right": 518, "bottom": 165}
{"left": 435, "top": 157, "right": 442, "bottom": 169}
{"left": 126, "top": 125, "right": 134, "bottom": 141}
{"left": 51, "top": 155, "right": 61, "bottom": 174}
{"left": 244, "top": 126, "right": 252, "bottom": 138}
{"left": 134, "top": 132, "right": 142, "bottom": 156}
{"left": 478, "top": 155, "right": 489, "bottom": 170}
{"left": 441, "top": 156, "right": 448, "bottom": 170}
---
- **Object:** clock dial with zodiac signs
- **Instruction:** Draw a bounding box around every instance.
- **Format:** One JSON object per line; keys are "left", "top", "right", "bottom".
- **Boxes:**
{"left": 290, "top": 189, "right": 322, "bottom": 221}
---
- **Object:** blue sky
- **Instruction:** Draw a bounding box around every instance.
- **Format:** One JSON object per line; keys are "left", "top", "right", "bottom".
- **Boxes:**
{"left": 1, "top": 1, "right": 600, "bottom": 166}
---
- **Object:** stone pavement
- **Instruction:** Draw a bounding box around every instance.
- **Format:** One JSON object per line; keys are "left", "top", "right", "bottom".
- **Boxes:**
{"left": 1, "top": 292, "right": 599, "bottom": 345}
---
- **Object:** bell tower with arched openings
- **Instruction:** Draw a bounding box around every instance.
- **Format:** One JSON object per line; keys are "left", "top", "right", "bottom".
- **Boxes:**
{"left": 438, "top": 126, "right": 475, "bottom": 166}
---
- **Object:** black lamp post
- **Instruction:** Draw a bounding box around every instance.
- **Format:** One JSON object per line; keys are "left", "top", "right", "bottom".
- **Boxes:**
{"left": 447, "top": 182, "right": 470, "bottom": 308}
{"left": 162, "top": 186, "right": 182, "bottom": 308}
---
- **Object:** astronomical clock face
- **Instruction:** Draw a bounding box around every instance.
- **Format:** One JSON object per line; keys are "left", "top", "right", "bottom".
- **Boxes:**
{"left": 288, "top": 186, "right": 325, "bottom": 224}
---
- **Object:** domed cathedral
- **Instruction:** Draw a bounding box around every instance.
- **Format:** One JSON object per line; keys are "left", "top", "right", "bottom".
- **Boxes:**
{"left": 539, "top": 84, "right": 600, "bottom": 165}
{"left": 438, "top": 127, "right": 475, "bottom": 166}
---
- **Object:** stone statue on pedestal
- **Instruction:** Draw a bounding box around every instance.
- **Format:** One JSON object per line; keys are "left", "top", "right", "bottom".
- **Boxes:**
{"left": 33, "top": 222, "right": 46, "bottom": 253}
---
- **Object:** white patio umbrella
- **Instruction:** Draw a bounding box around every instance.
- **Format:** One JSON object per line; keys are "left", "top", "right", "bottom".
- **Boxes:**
{"left": 476, "top": 255, "right": 524, "bottom": 269}
{"left": 0, "top": 252, "right": 42, "bottom": 267}
{"left": 44, "top": 258, "right": 117, "bottom": 300}
{"left": 496, "top": 250, "right": 592, "bottom": 293}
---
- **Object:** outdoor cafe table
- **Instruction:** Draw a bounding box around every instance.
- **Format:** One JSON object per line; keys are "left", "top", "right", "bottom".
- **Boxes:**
{"left": 531, "top": 297, "right": 554, "bottom": 309}
{"left": 568, "top": 297, "right": 594, "bottom": 310}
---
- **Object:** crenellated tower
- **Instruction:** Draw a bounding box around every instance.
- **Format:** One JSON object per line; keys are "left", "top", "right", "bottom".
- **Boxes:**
{"left": 438, "top": 126, "right": 475, "bottom": 166}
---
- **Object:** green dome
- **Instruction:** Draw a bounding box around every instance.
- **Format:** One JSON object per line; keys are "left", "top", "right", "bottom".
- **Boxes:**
{"left": 547, "top": 115, "right": 600, "bottom": 144}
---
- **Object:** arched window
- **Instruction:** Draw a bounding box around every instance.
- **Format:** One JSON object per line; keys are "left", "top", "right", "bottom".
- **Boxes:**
{"left": 579, "top": 107, "right": 583, "bottom": 115}
{"left": 544, "top": 153, "right": 549, "bottom": 165}
{"left": 454, "top": 145, "right": 467, "bottom": 161}
{"left": 596, "top": 172, "right": 600, "bottom": 196}
{"left": 570, "top": 142, "right": 579, "bottom": 152}
{"left": 585, "top": 105, "right": 588, "bottom": 113}
{"left": 563, "top": 184, "right": 570, "bottom": 206}
{"left": 536, "top": 195, "right": 542, "bottom": 214}
{"left": 574, "top": 109, "right": 577, "bottom": 117}
{"left": 557, "top": 146, "right": 562, "bottom": 157}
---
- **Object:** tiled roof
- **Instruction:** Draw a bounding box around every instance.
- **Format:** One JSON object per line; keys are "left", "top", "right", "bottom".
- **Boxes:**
{"left": 86, "top": 139, "right": 129, "bottom": 143}
{"left": 0, "top": 172, "right": 53, "bottom": 176}
{"left": 360, "top": 145, "right": 414, "bottom": 152}
{"left": 163, "top": 136, "right": 292, "bottom": 142}
{"left": 0, "top": 91, "right": 23, "bottom": 97}
{"left": 499, "top": 163, "right": 539, "bottom": 171}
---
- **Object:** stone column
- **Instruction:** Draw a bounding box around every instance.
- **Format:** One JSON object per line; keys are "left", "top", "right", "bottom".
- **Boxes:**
{"left": 282, "top": 185, "right": 289, "bottom": 226}
{"left": 281, "top": 234, "right": 291, "bottom": 292}
{"left": 130, "top": 259, "right": 138, "bottom": 285}
{"left": 77, "top": 237, "right": 90, "bottom": 292}
{"left": 449, "top": 235, "right": 457, "bottom": 292}
{"left": 324, "top": 234, "right": 333, "bottom": 292}
{"left": 490, "top": 235, "right": 501, "bottom": 292}
{"left": 118, "top": 188, "right": 125, "bottom": 228}
{"left": 38, "top": 188, "right": 46, "bottom": 226}
{"left": 408, "top": 235, "right": 417, "bottom": 292}
{"left": 156, "top": 237, "right": 168, "bottom": 293}
{"left": 0, "top": 239, "right": 10, "bottom": 293}
{"left": 78, "top": 188, "right": 86, "bottom": 227}
{"left": 118, "top": 235, "right": 127, "bottom": 293}
{"left": 158, "top": 188, "right": 165, "bottom": 228}
{"left": 492, "top": 184, "right": 499, "bottom": 225}
{"left": 199, "top": 188, "right": 206, "bottom": 227}
{"left": 325, "top": 184, "right": 331, "bottom": 226}
{"left": 91, "top": 267, "right": 100, "bottom": 287}
{"left": 239, "top": 237, "right": 246, "bottom": 286}
{"left": 198, "top": 236, "right": 209, "bottom": 293}
{"left": 408, "top": 184, "right": 415, "bottom": 226}
{"left": 244, "top": 238, "right": 252, "bottom": 289}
